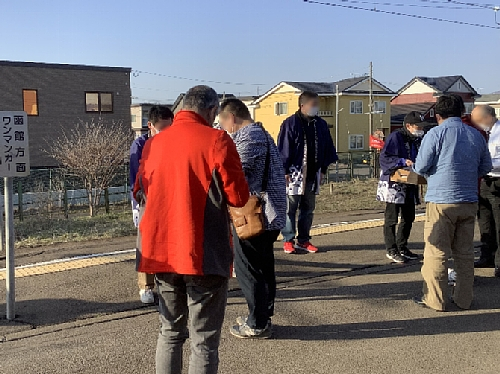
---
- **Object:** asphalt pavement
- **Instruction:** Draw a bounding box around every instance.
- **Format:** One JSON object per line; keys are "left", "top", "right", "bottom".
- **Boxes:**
{"left": 1, "top": 217, "right": 499, "bottom": 374}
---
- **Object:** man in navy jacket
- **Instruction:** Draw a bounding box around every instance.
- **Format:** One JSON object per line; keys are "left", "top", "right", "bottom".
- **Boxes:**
{"left": 377, "top": 112, "right": 424, "bottom": 263}
{"left": 277, "top": 91, "right": 338, "bottom": 254}
{"left": 129, "top": 105, "right": 173, "bottom": 304}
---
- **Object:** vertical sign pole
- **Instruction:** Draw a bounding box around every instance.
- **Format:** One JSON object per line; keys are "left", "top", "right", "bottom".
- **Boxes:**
{"left": 5, "top": 177, "right": 15, "bottom": 320}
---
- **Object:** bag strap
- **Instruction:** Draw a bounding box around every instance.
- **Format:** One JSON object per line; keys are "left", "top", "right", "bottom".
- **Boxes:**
{"left": 260, "top": 126, "right": 271, "bottom": 193}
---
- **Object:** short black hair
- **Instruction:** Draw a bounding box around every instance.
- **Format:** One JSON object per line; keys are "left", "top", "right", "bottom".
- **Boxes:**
{"left": 220, "top": 98, "right": 252, "bottom": 120}
{"left": 450, "top": 94, "right": 465, "bottom": 115}
{"left": 298, "top": 91, "right": 319, "bottom": 107}
{"left": 148, "top": 105, "right": 174, "bottom": 124}
{"left": 434, "top": 95, "right": 463, "bottom": 119}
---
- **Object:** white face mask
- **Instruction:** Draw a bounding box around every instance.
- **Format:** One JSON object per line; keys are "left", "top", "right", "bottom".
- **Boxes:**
{"left": 307, "top": 107, "right": 319, "bottom": 117}
{"left": 412, "top": 130, "right": 424, "bottom": 138}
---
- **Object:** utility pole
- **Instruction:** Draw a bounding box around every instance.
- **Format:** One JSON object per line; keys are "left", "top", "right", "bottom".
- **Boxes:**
{"left": 369, "top": 61, "right": 373, "bottom": 136}
{"left": 335, "top": 84, "right": 340, "bottom": 181}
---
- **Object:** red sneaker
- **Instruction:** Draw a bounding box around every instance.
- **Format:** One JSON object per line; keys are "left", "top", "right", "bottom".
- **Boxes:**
{"left": 297, "top": 241, "right": 318, "bottom": 253}
{"left": 283, "top": 242, "right": 295, "bottom": 254}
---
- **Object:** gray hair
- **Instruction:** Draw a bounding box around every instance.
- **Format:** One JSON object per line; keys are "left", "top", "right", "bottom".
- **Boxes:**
{"left": 478, "top": 104, "right": 497, "bottom": 118}
{"left": 183, "top": 85, "right": 219, "bottom": 111}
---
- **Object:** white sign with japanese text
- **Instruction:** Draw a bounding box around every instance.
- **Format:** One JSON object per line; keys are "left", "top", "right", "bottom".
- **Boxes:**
{"left": 0, "top": 111, "right": 30, "bottom": 177}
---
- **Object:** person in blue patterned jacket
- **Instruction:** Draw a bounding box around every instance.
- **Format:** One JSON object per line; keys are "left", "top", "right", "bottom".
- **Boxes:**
{"left": 277, "top": 91, "right": 338, "bottom": 254}
{"left": 377, "top": 111, "right": 424, "bottom": 264}
{"left": 218, "top": 98, "right": 286, "bottom": 339}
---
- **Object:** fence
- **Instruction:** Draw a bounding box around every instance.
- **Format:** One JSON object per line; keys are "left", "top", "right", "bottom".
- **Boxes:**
{"left": 326, "top": 151, "right": 380, "bottom": 182}
{"left": 0, "top": 165, "right": 130, "bottom": 220}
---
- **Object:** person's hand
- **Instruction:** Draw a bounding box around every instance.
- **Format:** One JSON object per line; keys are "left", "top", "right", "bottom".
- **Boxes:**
{"left": 133, "top": 208, "right": 140, "bottom": 228}
{"left": 285, "top": 174, "right": 291, "bottom": 184}
{"left": 405, "top": 159, "right": 414, "bottom": 167}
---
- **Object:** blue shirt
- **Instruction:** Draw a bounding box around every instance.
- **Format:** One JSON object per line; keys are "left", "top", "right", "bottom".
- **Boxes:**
{"left": 413, "top": 117, "right": 492, "bottom": 204}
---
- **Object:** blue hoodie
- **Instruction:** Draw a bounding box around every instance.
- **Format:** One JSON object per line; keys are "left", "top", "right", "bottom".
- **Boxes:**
{"left": 129, "top": 133, "right": 149, "bottom": 207}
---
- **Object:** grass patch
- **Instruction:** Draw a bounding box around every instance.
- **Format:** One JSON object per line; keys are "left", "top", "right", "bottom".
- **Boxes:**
{"left": 15, "top": 211, "right": 136, "bottom": 248}
{"left": 316, "top": 178, "right": 383, "bottom": 214}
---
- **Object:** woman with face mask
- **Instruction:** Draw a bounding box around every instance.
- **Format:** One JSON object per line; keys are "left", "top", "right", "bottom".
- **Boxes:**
{"left": 218, "top": 98, "right": 286, "bottom": 340}
{"left": 377, "top": 111, "right": 425, "bottom": 264}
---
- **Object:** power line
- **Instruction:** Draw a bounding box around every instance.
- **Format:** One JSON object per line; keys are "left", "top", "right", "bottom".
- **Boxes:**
{"left": 303, "top": 0, "right": 500, "bottom": 28}
{"left": 445, "top": 1, "right": 500, "bottom": 10}
{"left": 335, "top": 0, "right": 482, "bottom": 9}
{"left": 131, "top": 69, "right": 266, "bottom": 87}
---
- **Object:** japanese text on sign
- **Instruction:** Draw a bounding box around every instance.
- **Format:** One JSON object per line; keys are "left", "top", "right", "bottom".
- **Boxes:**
{"left": 0, "top": 112, "right": 30, "bottom": 177}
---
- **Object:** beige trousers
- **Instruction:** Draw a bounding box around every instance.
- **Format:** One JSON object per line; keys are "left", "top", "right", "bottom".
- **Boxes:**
{"left": 421, "top": 202, "right": 477, "bottom": 310}
{"left": 136, "top": 204, "right": 155, "bottom": 291}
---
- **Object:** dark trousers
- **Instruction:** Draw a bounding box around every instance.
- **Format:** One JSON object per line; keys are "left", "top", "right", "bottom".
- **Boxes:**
{"left": 478, "top": 178, "right": 500, "bottom": 266}
{"left": 384, "top": 198, "right": 416, "bottom": 252}
{"left": 234, "top": 230, "right": 280, "bottom": 330}
{"left": 155, "top": 273, "right": 228, "bottom": 374}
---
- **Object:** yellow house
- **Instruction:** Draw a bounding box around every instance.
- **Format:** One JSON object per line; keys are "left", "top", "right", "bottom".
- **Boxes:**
{"left": 252, "top": 77, "right": 395, "bottom": 152}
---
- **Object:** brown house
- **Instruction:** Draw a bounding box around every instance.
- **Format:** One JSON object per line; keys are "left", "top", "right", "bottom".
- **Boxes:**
{"left": 0, "top": 60, "right": 131, "bottom": 167}
{"left": 391, "top": 76, "right": 478, "bottom": 131}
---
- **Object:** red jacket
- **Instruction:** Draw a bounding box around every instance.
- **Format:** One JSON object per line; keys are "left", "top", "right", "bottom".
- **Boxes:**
{"left": 134, "top": 110, "right": 249, "bottom": 277}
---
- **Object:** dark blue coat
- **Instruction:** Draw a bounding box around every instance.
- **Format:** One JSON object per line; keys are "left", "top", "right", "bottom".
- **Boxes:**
{"left": 129, "top": 133, "right": 149, "bottom": 206}
{"left": 277, "top": 113, "right": 337, "bottom": 181}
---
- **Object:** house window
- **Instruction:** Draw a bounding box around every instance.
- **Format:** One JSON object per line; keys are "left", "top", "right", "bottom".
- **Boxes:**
{"left": 131, "top": 115, "right": 137, "bottom": 122}
{"left": 373, "top": 101, "right": 386, "bottom": 114}
{"left": 350, "top": 101, "right": 363, "bottom": 114}
{"left": 85, "top": 92, "right": 113, "bottom": 113}
{"left": 464, "top": 103, "right": 474, "bottom": 114}
{"left": 23, "top": 89, "right": 38, "bottom": 116}
{"left": 318, "top": 110, "right": 333, "bottom": 117}
{"left": 274, "top": 102, "right": 288, "bottom": 116}
{"left": 349, "top": 134, "right": 364, "bottom": 150}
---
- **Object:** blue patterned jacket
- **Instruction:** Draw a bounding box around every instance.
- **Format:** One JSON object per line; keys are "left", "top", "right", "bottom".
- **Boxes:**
{"left": 231, "top": 123, "right": 287, "bottom": 231}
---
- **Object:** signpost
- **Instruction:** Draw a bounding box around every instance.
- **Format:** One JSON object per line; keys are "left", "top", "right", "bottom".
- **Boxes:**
{"left": 1, "top": 111, "right": 30, "bottom": 320}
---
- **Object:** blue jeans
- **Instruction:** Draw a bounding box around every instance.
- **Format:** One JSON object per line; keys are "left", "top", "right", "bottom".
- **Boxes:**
{"left": 282, "top": 182, "right": 316, "bottom": 243}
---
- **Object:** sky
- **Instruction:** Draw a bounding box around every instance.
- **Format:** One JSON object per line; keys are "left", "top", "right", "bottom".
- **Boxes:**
{"left": 1, "top": 0, "right": 499, "bottom": 104}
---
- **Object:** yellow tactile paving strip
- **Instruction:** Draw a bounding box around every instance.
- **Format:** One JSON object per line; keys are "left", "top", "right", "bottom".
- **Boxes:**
{"left": 0, "top": 215, "right": 425, "bottom": 280}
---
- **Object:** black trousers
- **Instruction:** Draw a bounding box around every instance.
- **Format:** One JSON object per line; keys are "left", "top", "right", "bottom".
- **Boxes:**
{"left": 234, "top": 230, "right": 279, "bottom": 330}
{"left": 478, "top": 178, "right": 500, "bottom": 266}
{"left": 383, "top": 198, "right": 415, "bottom": 252}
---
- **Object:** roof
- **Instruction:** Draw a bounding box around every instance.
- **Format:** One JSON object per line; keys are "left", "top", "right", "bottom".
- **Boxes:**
{"left": 391, "top": 102, "right": 436, "bottom": 124}
{"left": 254, "top": 77, "right": 394, "bottom": 105}
{"left": 0, "top": 60, "right": 131, "bottom": 73}
{"left": 475, "top": 93, "right": 500, "bottom": 103}
{"left": 398, "top": 75, "right": 478, "bottom": 96}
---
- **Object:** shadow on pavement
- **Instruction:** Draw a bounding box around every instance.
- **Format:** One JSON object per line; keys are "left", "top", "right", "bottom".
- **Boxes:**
{"left": 274, "top": 310, "right": 500, "bottom": 341}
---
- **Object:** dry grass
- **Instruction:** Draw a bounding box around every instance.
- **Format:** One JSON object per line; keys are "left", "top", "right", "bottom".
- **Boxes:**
{"left": 316, "top": 178, "right": 383, "bottom": 213}
{"left": 15, "top": 211, "right": 136, "bottom": 248}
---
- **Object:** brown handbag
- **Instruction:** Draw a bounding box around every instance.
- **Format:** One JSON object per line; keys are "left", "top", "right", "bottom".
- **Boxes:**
{"left": 229, "top": 129, "right": 270, "bottom": 240}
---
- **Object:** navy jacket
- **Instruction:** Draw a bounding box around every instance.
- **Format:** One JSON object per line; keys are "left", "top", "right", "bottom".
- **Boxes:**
{"left": 129, "top": 133, "right": 149, "bottom": 207}
{"left": 277, "top": 113, "right": 337, "bottom": 195}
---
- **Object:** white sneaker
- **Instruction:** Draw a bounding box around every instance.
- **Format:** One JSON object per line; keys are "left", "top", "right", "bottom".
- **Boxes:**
{"left": 139, "top": 289, "right": 155, "bottom": 304}
{"left": 448, "top": 268, "right": 457, "bottom": 286}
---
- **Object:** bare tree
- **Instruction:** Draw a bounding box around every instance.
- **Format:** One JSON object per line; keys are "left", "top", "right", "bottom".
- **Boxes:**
{"left": 48, "top": 118, "right": 131, "bottom": 217}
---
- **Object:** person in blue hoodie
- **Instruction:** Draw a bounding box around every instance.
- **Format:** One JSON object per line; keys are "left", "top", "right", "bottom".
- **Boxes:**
{"left": 129, "top": 105, "right": 173, "bottom": 304}
{"left": 277, "top": 91, "right": 338, "bottom": 254}
{"left": 377, "top": 111, "right": 425, "bottom": 264}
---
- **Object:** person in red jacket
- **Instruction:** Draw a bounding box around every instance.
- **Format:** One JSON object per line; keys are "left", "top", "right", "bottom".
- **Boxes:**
{"left": 134, "top": 85, "right": 249, "bottom": 374}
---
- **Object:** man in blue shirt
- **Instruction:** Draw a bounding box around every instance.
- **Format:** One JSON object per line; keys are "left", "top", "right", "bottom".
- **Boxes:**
{"left": 412, "top": 95, "right": 492, "bottom": 311}
{"left": 129, "top": 105, "right": 174, "bottom": 304}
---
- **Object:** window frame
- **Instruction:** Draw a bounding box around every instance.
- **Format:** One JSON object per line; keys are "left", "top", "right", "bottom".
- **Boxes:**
{"left": 350, "top": 100, "right": 363, "bottom": 114}
{"left": 464, "top": 102, "right": 474, "bottom": 114}
{"left": 85, "top": 91, "right": 114, "bottom": 113}
{"left": 373, "top": 101, "right": 386, "bottom": 114}
{"left": 275, "top": 102, "right": 288, "bottom": 116}
{"left": 348, "top": 134, "right": 364, "bottom": 150}
{"left": 22, "top": 89, "right": 39, "bottom": 116}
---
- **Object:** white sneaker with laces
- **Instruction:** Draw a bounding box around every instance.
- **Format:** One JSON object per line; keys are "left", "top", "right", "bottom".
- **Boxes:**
{"left": 139, "top": 289, "right": 155, "bottom": 304}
